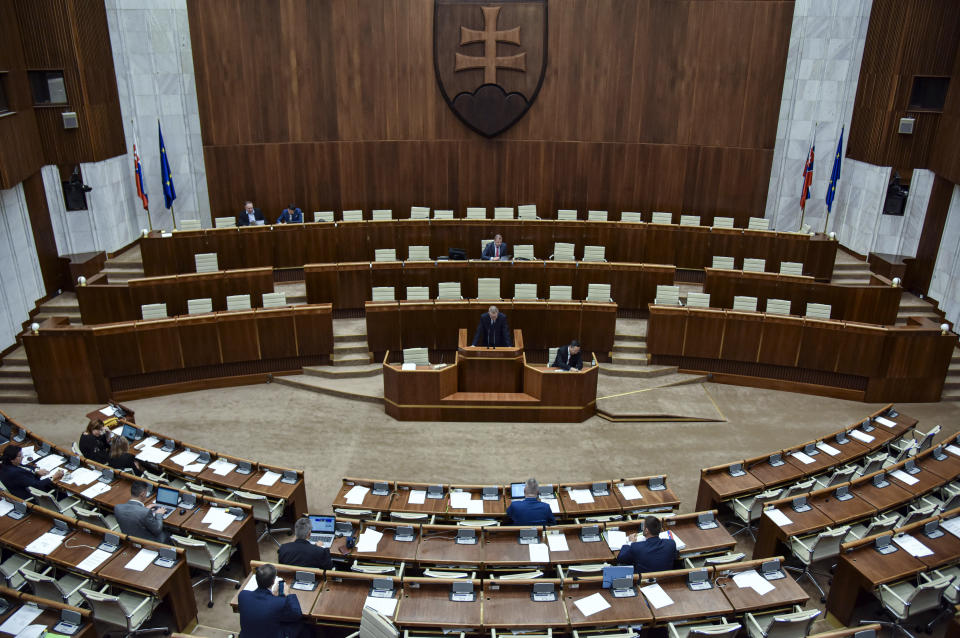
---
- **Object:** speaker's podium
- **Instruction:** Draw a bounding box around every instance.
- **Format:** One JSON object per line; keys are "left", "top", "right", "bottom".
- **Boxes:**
{"left": 382, "top": 329, "right": 598, "bottom": 422}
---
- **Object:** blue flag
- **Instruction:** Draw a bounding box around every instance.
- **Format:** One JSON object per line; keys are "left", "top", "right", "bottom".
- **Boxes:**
{"left": 825, "top": 127, "right": 843, "bottom": 213}
{"left": 158, "top": 121, "right": 176, "bottom": 209}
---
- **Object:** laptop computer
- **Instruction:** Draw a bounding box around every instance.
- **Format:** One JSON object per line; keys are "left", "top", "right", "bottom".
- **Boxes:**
{"left": 121, "top": 423, "right": 143, "bottom": 441}
{"left": 510, "top": 482, "right": 525, "bottom": 500}
{"left": 152, "top": 486, "right": 181, "bottom": 519}
{"left": 309, "top": 515, "right": 336, "bottom": 546}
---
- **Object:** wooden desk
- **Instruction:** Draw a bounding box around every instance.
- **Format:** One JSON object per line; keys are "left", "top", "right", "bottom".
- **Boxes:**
{"left": 696, "top": 465, "right": 765, "bottom": 511}
{"left": 457, "top": 330, "right": 524, "bottom": 393}
{"left": 394, "top": 577, "right": 483, "bottom": 629}
{"left": 391, "top": 483, "right": 448, "bottom": 516}
{"left": 851, "top": 473, "right": 915, "bottom": 511}
{"left": 352, "top": 521, "right": 421, "bottom": 563}
{"left": 557, "top": 481, "right": 623, "bottom": 518}
{"left": 241, "top": 467, "right": 308, "bottom": 519}
{"left": 544, "top": 524, "right": 615, "bottom": 565}
{"left": 47, "top": 529, "right": 114, "bottom": 573}
{"left": 718, "top": 559, "right": 809, "bottom": 613}
{"left": 483, "top": 527, "right": 553, "bottom": 569}
{"left": 85, "top": 403, "right": 135, "bottom": 424}
{"left": 563, "top": 577, "right": 653, "bottom": 628}
{"left": 0, "top": 588, "right": 95, "bottom": 638}
{"left": 616, "top": 476, "right": 681, "bottom": 513}
{"left": 747, "top": 454, "right": 807, "bottom": 488}
{"left": 311, "top": 572, "right": 401, "bottom": 625}
{"left": 644, "top": 570, "right": 734, "bottom": 624}
{"left": 482, "top": 579, "right": 568, "bottom": 629}
{"left": 753, "top": 490, "right": 837, "bottom": 559}
{"left": 811, "top": 487, "right": 876, "bottom": 526}
{"left": 828, "top": 540, "right": 926, "bottom": 624}
{"left": 444, "top": 485, "right": 507, "bottom": 519}
{"left": 182, "top": 504, "right": 260, "bottom": 571}
{"left": 232, "top": 565, "right": 324, "bottom": 619}
{"left": 332, "top": 478, "right": 395, "bottom": 513}
{"left": 919, "top": 446, "right": 960, "bottom": 480}
{"left": 416, "top": 525, "right": 484, "bottom": 567}
{"left": 662, "top": 512, "right": 736, "bottom": 558}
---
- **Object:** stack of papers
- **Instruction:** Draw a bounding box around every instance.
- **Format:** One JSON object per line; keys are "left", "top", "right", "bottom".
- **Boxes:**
{"left": 733, "top": 570, "right": 775, "bottom": 595}
{"left": 25, "top": 532, "right": 65, "bottom": 555}
{"left": 660, "top": 530, "right": 686, "bottom": 551}
{"left": 449, "top": 491, "right": 472, "bottom": 509}
{"left": 99, "top": 406, "right": 118, "bottom": 416}
{"left": 76, "top": 548, "right": 113, "bottom": 572}
{"left": 209, "top": 458, "right": 237, "bottom": 476}
{"left": 0, "top": 500, "right": 13, "bottom": 517}
{"left": 363, "top": 596, "right": 397, "bottom": 617}
{"left": 0, "top": 606, "right": 43, "bottom": 635}
{"left": 134, "top": 436, "right": 159, "bottom": 450}
{"left": 816, "top": 441, "right": 840, "bottom": 456}
{"left": 640, "top": 583, "right": 673, "bottom": 608}
{"left": 408, "top": 490, "right": 426, "bottom": 504}
{"left": 20, "top": 446, "right": 38, "bottom": 464}
{"left": 890, "top": 469, "right": 920, "bottom": 486}
{"left": 401, "top": 363, "right": 417, "bottom": 371}
{"left": 765, "top": 508, "right": 793, "bottom": 527}
{"left": 257, "top": 471, "right": 281, "bottom": 487}
{"left": 541, "top": 497, "right": 560, "bottom": 513}
{"left": 573, "top": 592, "right": 611, "bottom": 617}
{"left": 356, "top": 528, "right": 384, "bottom": 553}
{"left": 202, "top": 507, "right": 235, "bottom": 532}
{"left": 849, "top": 430, "right": 874, "bottom": 443}
{"left": 568, "top": 488, "right": 595, "bottom": 504}
{"left": 546, "top": 533, "right": 569, "bottom": 552}
{"left": 10, "top": 624, "right": 44, "bottom": 638}
{"left": 63, "top": 467, "right": 101, "bottom": 486}
{"left": 605, "top": 529, "right": 629, "bottom": 551}
{"left": 170, "top": 450, "right": 200, "bottom": 467}
{"left": 35, "top": 454, "right": 65, "bottom": 473}
{"left": 528, "top": 543, "right": 549, "bottom": 562}
{"left": 875, "top": 416, "right": 897, "bottom": 428}
{"left": 892, "top": 534, "right": 934, "bottom": 557}
{"left": 617, "top": 484, "right": 643, "bottom": 500}
{"left": 81, "top": 482, "right": 112, "bottom": 499}
{"left": 124, "top": 548, "right": 158, "bottom": 571}
{"left": 790, "top": 451, "right": 816, "bottom": 465}
{"left": 183, "top": 463, "right": 207, "bottom": 473}
{"left": 136, "top": 446, "right": 173, "bottom": 463}
{"left": 946, "top": 445, "right": 960, "bottom": 457}
{"left": 344, "top": 485, "right": 369, "bottom": 504}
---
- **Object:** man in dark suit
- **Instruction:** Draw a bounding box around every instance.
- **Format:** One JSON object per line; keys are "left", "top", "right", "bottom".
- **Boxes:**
{"left": 552, "top": 340, "right": 583, "bottom": 370}
{"left": 481, "top": 234, "right": 510, "bottom": 260}
{"left": 615, "top": 515, "right": 677, "bottom": 574}
{"left": 237, "top": 200, "right": 265, "bottom": 226}
{"left": 506, "top": 478, "right": 556, "bottom": 525}
{"left": 238, "top": 563, "right": 306, "bottom": 638}
{"left": 277, "top": 203, "right": 303, "bottom": 224}
{"left": 278, "top": 518, "right": 334, "bottom": 569}
{"left": 472, "top": 305, "right": 513, "bottom": 347}
{"left": 0, "top": 445, "right": 63, "bottom": 501}
{"left": 114, "top": 482, "right": 169, "bottom": 544}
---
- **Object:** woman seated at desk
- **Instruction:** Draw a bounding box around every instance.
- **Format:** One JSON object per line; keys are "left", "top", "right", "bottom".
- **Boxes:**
{"left": 78, "top": 419, "right": 112, "bottom": 464}
{"left": 108, "top": 436, "right": 142, "bottom": 476}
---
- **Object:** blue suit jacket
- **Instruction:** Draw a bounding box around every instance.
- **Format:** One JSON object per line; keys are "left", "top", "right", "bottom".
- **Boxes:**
{"left": 277, "top": 208, "right": 303, "bottom": 223}
{"left": 238, "top": 588, "right": 304, "bottom": 638}
{"left": 0, "top": 464, "right": 55, "bottom": 501}
{"left": 472, "top": 312, "right": 512, "bottom": 347}
{"left": 481, "top": 241, "right": 510, "bottom": 260}
{"left": 506, "top": 497, "right": 556, "bottom": 525}
{"left": 616, "top": 535, "right": 677, "bottom": 574}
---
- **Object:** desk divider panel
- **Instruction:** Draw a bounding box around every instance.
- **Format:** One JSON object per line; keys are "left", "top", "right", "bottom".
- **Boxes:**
{"left": 334, "top": 223, "right": 370, "bottom": 263}
{"left": 91, "top": 324, "right": 143, "bottom": 377}
{"left": 135, "top": 318, "right": 184, "bottom": 373}
{"left": 217, "top": 311, "right": 261, "bottom": 363}
{"left": 400, "top": 302, "right": 437, "bottom": 351}
{"left": 757, "top": 315, "right": 805, "bottom": 366}
{"left": 719, "top": 311, "right": 765, "bottom": 362}
{"left": 256, "top": 308, "right": 299, "bottom": 359}
{"left": 177, "top": 314, "right": 223, "bottom": 367}
{"left": 434, "top": 301, "right": 478, "bottom": 351}
{"left": 292, "top": 305, "right": 334, "bottom": 358}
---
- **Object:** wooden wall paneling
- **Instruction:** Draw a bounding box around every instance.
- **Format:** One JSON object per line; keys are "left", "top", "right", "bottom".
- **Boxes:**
{"left": 129, "top": 276, "right": 183, "bottom": 318}
{"left": 304, "top": 264, "right": 339, "bottom": 306}
{"left": 334, "top": 222, "right": 370, "bottom": 263}
{"left": 646, "top": 306, "right": 687, "bottom": 355}
{"left": 436, "top": 261, "right": 474, "bottom": 299}
{"left": 135, "top": 319, "right": 183, "bottom": 374}
{"left": 579, "top": 302, "right": 617, "bottom": 358}
{"left": 507, "top": 301, "right": 547, "bottom": 351}
{"left": 574, "top": 262, "right": 614, "bottom": 305}
{"left": 795, "top": 320, "right": 845, "bottom": 372}
{"left": 293, "top": 305, "right": 333, "bottom": 358}
{"left": 237, "top": 226, "right": 274, "bottom": 269}
{"left": 337, "top": 262, "right": 373, "bottom": 311}
{"left": 371, "top": 260, "right": 404, "bottom": 295}
{"left": 76, "top": 281, "right": 137, "bottom": 325}
{"left": 140, "top": 237, "right": 177, "bottom": 277}
{"left": 365, "top": 302, "right": 402, "bottom": 356}
{"left": 216, "top": 311, "right": 260, "bottom": 363}
{"left": 90, "top": 324, "right": 142, "bottom": 378}
{"left": 682, "top": 309, "right": 725, "bottom": 360}
{"left": 719, "top": 311, "right": 764, "bottom": 362}
{"left": 434, "top": 301, "right": 477, "bottom": 350}
{"left": 177, "top": 272, "right": 220, "bottom": 312}
{"left": 644, "top": 224, "right": 679, "bottom": 269}
{"left": 23, "top": 326, "right": 105, "bottom": 403}
{"left": 541, "top": 261, "right": 577, "bottom": 295}
{"left": 835, "top": 324, "right": 886, "bottom": 377}
{"left": 929, "top": 42, "right": 960, "bottom": 181}
{"left": 756, "top": 315, "right": 804, "bottom": 367}
{"left": 904, "top": 175, "right": 953, "bottom": 296}
{"left": 256, "top": 309, "right": 298, "bottom": 360}
{"left": 402, "top": 262, "right": 439, "bottom": 299}
{"left": 177, "top": 315, "right": 222, "bottom": 368}
{"left": 672, "top": 225, "right": 711, "bottom": 270}
{"left": 708, "top": 229, "right": 745, "bottom": 269}
{"left": 0, "top": 1, "right": 44, "bottom": 188}
{"left": 399, "top": 302, "right": 436, "bottom": 351}
{"left": 702, "top": 269, "right": 737, "bottom": 309}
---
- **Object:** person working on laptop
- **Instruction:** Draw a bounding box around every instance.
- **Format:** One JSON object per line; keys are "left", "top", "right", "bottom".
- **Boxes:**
{"left": 615, "top": 515, "right": 677, "bottom": 573}
{"left": 278, "top": 518, "right": 334, "bottom": 569}
{"left": 115, "top": 482, "right": 170, "bottom": 544}
{"left": 471, "top": 305, "right": 512, "bottom": 347}
{"left": 238, "top": 563, "right": 307, "bottom": 638}
{"left": 506, "top": 478, "right": 555, "bottom": 525}
{"left": 481, "top": 233, "right": 510, "bottom": 260}
{"left": 552, "top": 340, "right": 583, "bottom": 370}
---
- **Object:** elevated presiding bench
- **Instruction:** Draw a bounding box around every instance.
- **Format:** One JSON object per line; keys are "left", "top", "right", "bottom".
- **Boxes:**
{"left": 22, "top": 305, "right": 334, "bottom": 403}
{"left": 647, "top": 306, "right": 956, "bottom": 402}
{"left": 366, "top": 300, "right": 617, "bottom": 362}
{"left": 140, "top": 220, "right": 837, "bottom": 279}
{"left": 76, "top": 267, "right": 275, "bottom": 325}
{"left": 307, "top": 260, "right": 673, "bottom": 312}
{"left": 703, "top": 268, "right": 903, "bottom": 325}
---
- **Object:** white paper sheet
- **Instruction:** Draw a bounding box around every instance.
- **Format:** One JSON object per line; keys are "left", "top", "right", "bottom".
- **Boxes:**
{"left": 356, "top": 528, "right": 384, "bottom": 553}
{"left": 363, "top": 596, "right": 398, "bottom": 617}
{"left": 136, "top": 446, "right": 173, "bottom": 463}
{"left": 243, "top": 574, "right": 260, "bottom": 591}
{"left": 408, "top": 490, "right": 426, "bottom": 504}
{"left": 20, "top": 446, "right": 38, "bottom": 464}
{"left": 946, "top": 444, "right": 960, "bottom": 457}
{"left": 541, "top": 497, "right": 560, "bottom": 513}
{"left": 14, "top": 624, "right": 45, "bottom": 638}
{"left": 202, "top": 507, "right": 235, "bottom": 532}
{"left": 640, "top": 583, "right": 674, "bottom": 609}
{"left": 76, "top": 548, "right": 113, "bottom": 572}
{"left": 81, "top": 482, "right": 112, "bottom": 498}
{"left": 0, "top": 606, "right": 43, "bottom": 635}
{"left": 765, "top": 508, "right": 793, "bottom": 527}
{"left": 661, "top": 530, "right": 685, "bottom": 551}
{"left": 568, "top": 489, "right": 595, "bottom": 504}
{"left": 449, "top": 491, "right": 472, "bottom": 509}
{"left": 849, "top": 429, "right": 874, "bottom": 443}
{"left": 943, "top": 517, "right": 960, "bottom": 538}
{"left": 134, "top": 436, "right": 159, "bottom": 450}
{"left": 64, "top": 467, "right": 100, "bottom": 486}
{"left": 344, "top": 485, "right": 370, "bottom": 504}
{"left": 528, "top": 543, "right": 549, "bottom": 562}
{"left": 816, "top": 441, "right": 841, "bottom": 456}
{"left": 733, "top": 570, "right": 775, "bottom": 595}
{"left": 875, "top": 416, "right": 897, "bottom": 428}
{"left": 890, "top": 469, "right": 920, "bottom": 486}
{"left": 34, "top": 454, "right": 65, "bottom": 472}
{"left": 169, "top": 450, "right": 200, "bottom": 467}
{"left": 790, "top": 451, "right": 816, "bottom": 465}
{"left": 111, "top": 426, "right": 123, "bottom": 436}
{"left": 183, "top": 463, "right": 207, "bottom": 473}
{"left": 546, "top": 533, "right": 569, "bottom": 552}
{"left": 99, "top": 406, "right": 115, "bottom": 416}
{"left": 617, "top": 484, "right": 643, "bottom": 500}
{"left": 257, "top": 470, "right": 281, "bottom": 486}
{"left": 0, "top": 500, "right": 12, "bottom": 517}
{"left": 466, "top": 500, "right": 484, "bottom": 514}
{"left": 573, "top": 592, "right": 611, "bottom": 617}
{"left": 209, "top": 458, "right": 237, "bottom": 475}
{"left": 124, "top": 548, "right": 158, "bottom": 571}
{"left": 401, "top": 363, "right": 416, "bottom": 371}
{"left": 893, "top": 534, "right": 934, "bottom": 557}
{"left": 605, "top": 530, "right": 629, "bottom": 551}
{"left": 24, "top": 532, "right": 64, "bottom": 555}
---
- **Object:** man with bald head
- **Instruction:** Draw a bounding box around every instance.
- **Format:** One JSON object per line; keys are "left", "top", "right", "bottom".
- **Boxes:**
{"left": 472, "top": 305, "right": 512, "bottom": 347}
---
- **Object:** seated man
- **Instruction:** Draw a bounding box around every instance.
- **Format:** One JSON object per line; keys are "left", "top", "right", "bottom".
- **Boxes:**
{"left": 481, "top": 234, "right": 510, "bottom": 260}
{"left": 237, "top": 200, "right": 265, "bottom": 226}
{"left": 0, "top": 445, "right": 63, "bottom": 500}
{"left": 472, "top": 305, "right": 512, "bottom": 347}
{"left": 506, "top": 478, "right": 556, "bottom": 525}
{"left": 615, "top": 515, "right": 677, "bottom": 574}
{"left": 277, "top": 203, "right": 303, "bottom": 224}
{"left": 114, "top": 482, "right": 170, "bottom": 544}
{"left": 278, "top": 518, "right": 334, "bottom": 569}
{"left": 552, "top": 339, "right": 583, "bottom": 370}
{"left": 238, "top": 563, "right": 306, "bottom": 638}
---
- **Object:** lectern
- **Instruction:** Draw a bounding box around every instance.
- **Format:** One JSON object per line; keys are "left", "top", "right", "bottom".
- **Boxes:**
{"left": 456, "top": 328, "right": 523, "bottom": 393}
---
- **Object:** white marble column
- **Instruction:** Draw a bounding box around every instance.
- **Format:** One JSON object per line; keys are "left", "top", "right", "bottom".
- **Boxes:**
{"left": 928, "top": 184, "right": 960, "bottom": 327}
{"left": 0, "top": 184, "right": 45, "bottom": 347}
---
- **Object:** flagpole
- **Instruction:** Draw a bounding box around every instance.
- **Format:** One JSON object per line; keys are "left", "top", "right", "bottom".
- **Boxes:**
{"left": 170, "top": 202, "right": 177, "bottom": 230}
{"left": 133, "top": 119, "right": 153, "bottom": 232}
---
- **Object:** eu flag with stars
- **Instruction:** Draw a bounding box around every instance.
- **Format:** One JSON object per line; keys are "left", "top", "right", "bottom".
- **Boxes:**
{"left": 825, "top": 127, "right": 844, "bottom": 214}
{"left": 158, "top": 121, "right": 176, "bottom": 209}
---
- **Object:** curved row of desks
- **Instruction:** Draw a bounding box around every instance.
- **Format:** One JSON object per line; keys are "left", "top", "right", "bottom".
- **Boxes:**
{"left": 140, "top": 220, "right": 837, "bottom": 279}
{"left": 647, "top": 306, "right": 956, "bottom": 402}
{"left": 231, "top": 559, "right": 810, "bottom": 630}
{"left": 0, "top": 585, "right": 95, "bottom": 637}
{"left": 696, "top": 404, "right": 915, "bottom": 510}
{"left": 22, "top": 305, "right": 334, "bottom": 403}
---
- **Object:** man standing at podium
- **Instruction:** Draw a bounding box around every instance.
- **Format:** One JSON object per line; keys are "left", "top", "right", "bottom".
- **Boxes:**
{"left": 472, "top": 305, "right": 512, "bottom": 347}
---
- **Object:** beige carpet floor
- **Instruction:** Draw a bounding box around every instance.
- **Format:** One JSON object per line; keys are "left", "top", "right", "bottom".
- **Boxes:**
{"left": 1, "top": 382, "right": 958, "bottom": 635}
